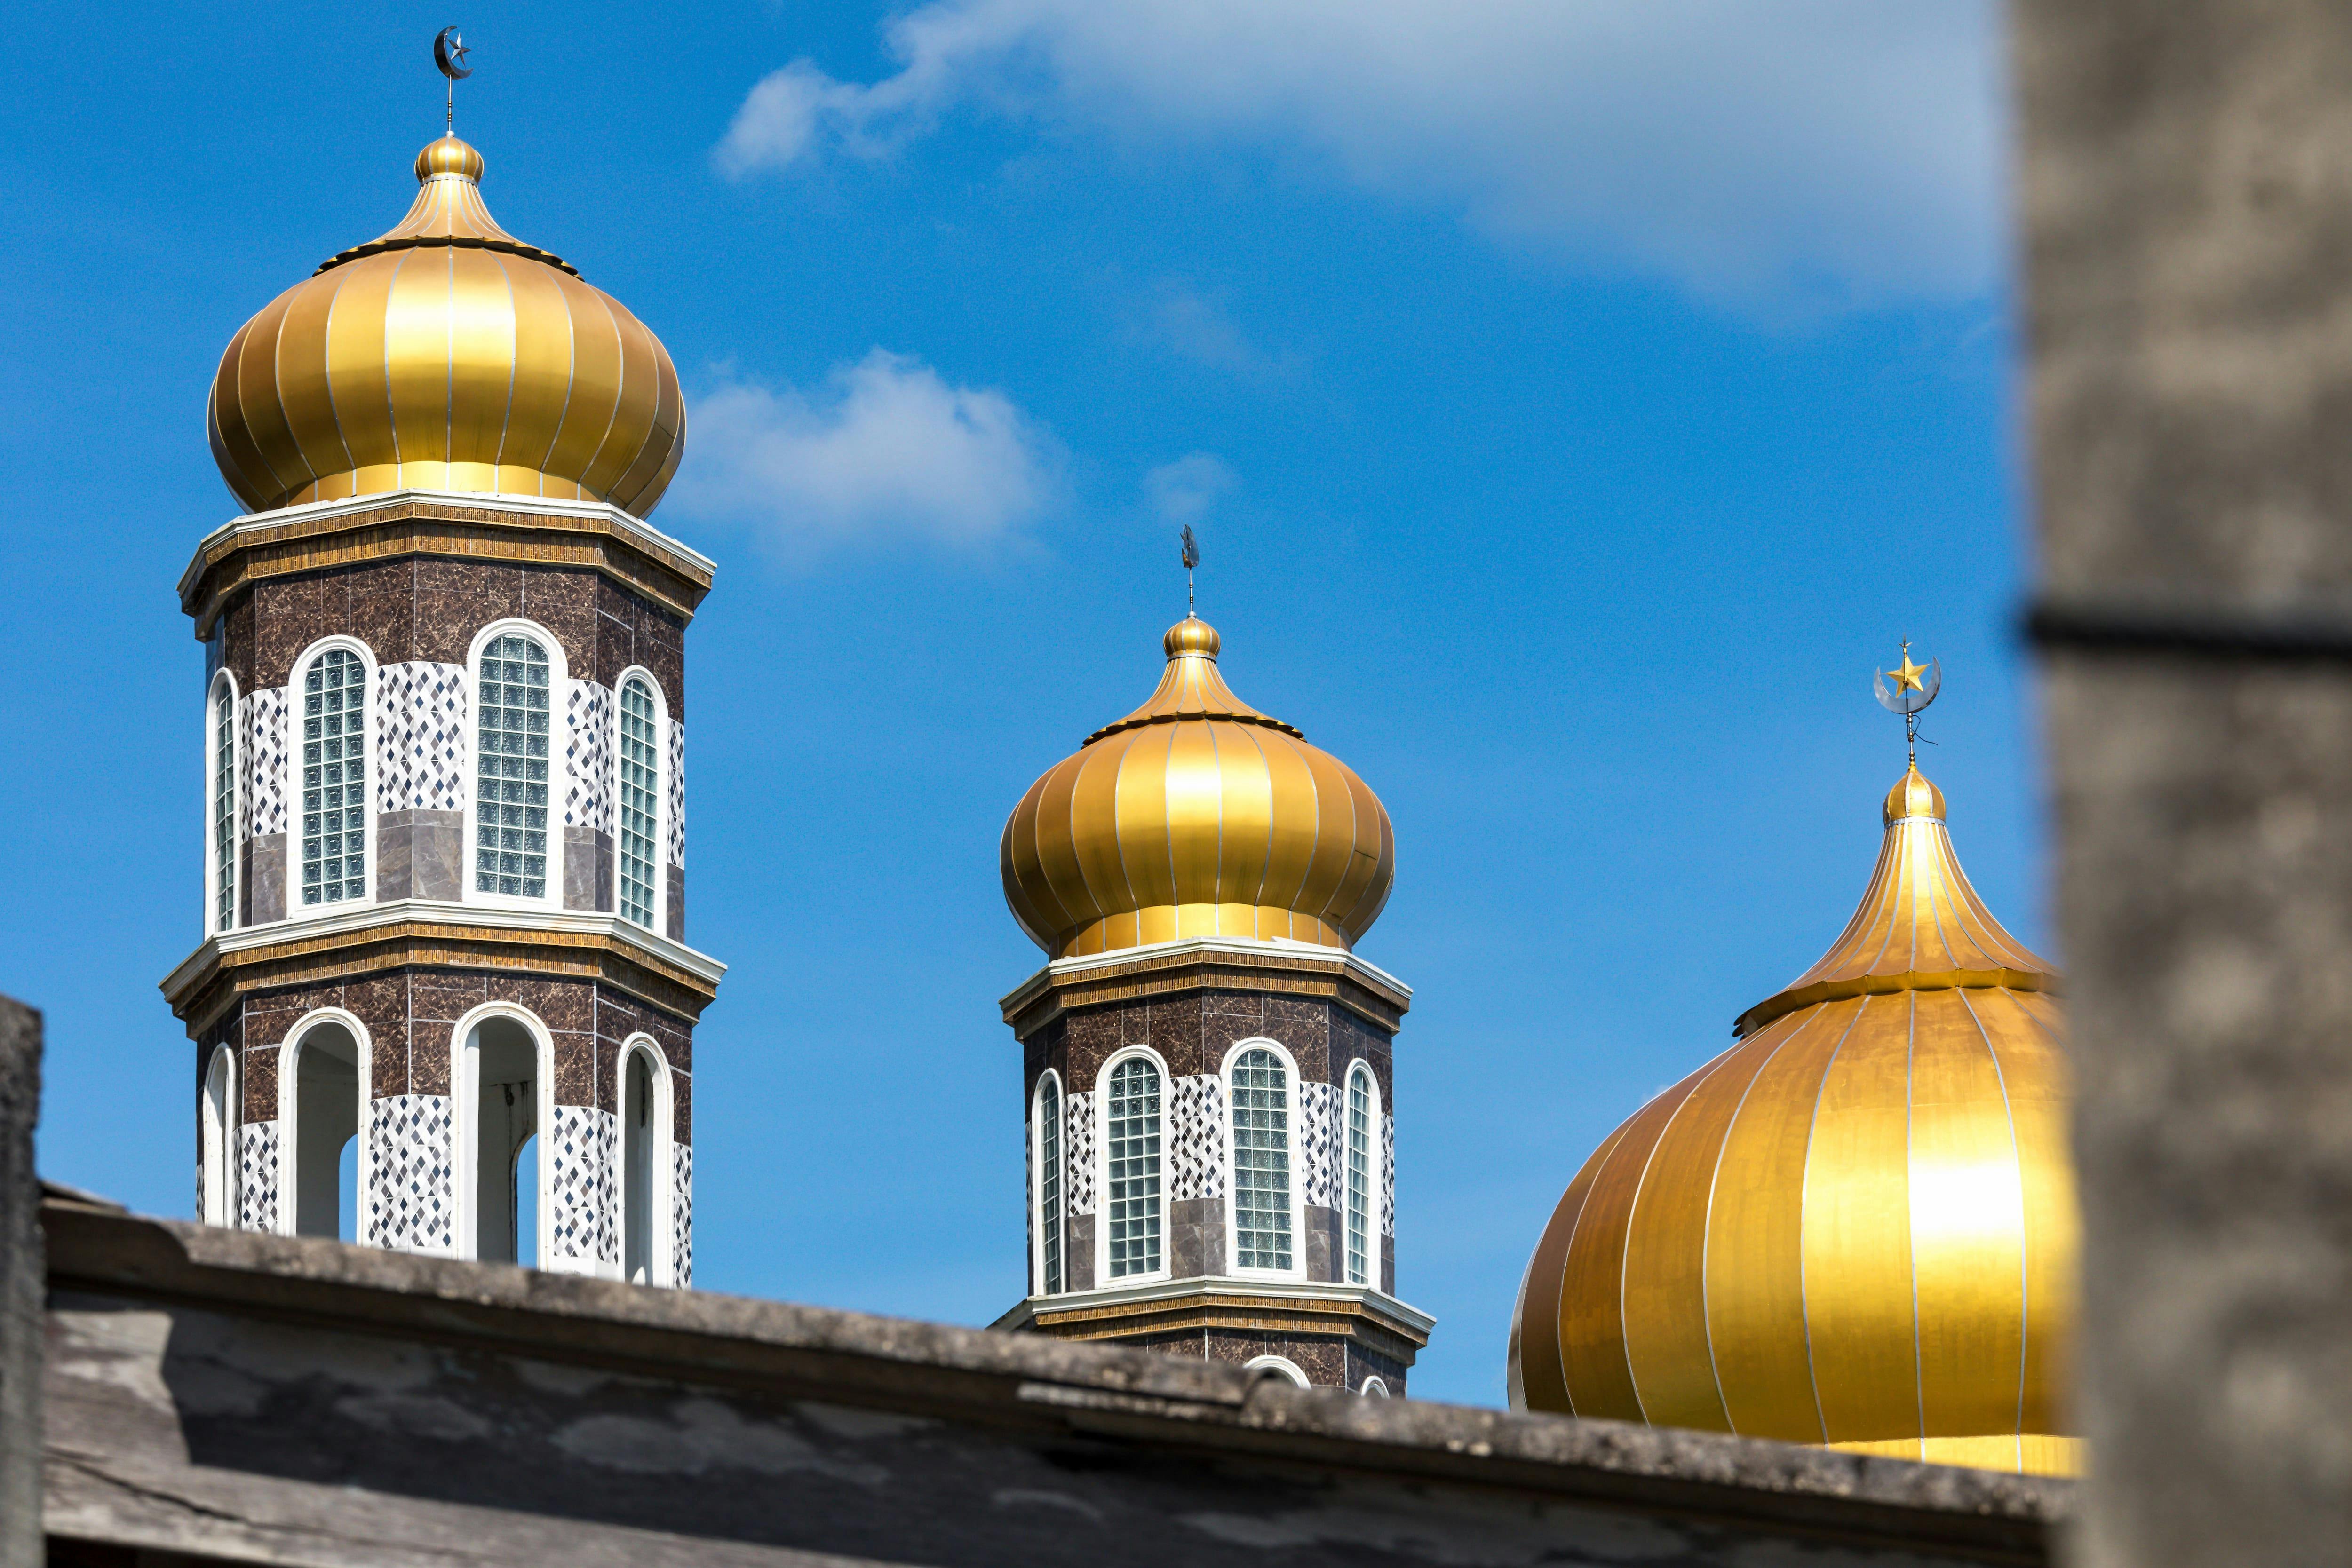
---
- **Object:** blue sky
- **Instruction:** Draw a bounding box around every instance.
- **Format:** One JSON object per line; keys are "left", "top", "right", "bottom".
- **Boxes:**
{"left": 0, "top": 2, "right": 2027, "bottom": 1407}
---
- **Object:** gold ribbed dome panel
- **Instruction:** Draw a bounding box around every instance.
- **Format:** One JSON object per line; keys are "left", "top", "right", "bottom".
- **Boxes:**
{"left": 1509, "top": 768, "right": 2081, "bottom": 1476}
{"left": 208, "top": 136, "right": 684, "bottom": 519}
{"left": 1001, "top": 618, "right": 1394, "bottom": 959}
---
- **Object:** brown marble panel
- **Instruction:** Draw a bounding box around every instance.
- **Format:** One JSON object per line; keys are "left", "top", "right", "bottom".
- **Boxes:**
{"left": 222, "top": 593, "right": 257, "bottom": 694}
{"left": 241, "top": 1038, "right": 278, "bottom": 1121}
{"left": 481, "top": 562, "right": 525, "bottom": 626}
{"left": 643, "top": 1012, "right": 691, "bottom": 1075}
{"left": 1065, "top": 1213, "right": 1093, "bottom": 1291}
{"left": 409, "top": 971, "right": 488, "bottom": 1023}
{"left": 594, "top": 576, "right": 638, "bottom": 690}
{"left": 551, "top": 1032, "right": 596, "bottom": 1108}
{"left": 594, "top": 1034, "right": 620, "bottom": 1115}
{"left": 671, "top": 1070, "right": 691, "bottom": 1144}
{"left": 1347, "top": 1343, "right": 1407, "bottom": 1398}
{"left": 347, "top": 558, "right": 417, "bottom": 665}
{"left": 520, "top": 566, "right": 597, "bottom": 677}
{"left": 592, "top": 987, "right": 642, "bottom": 1046}
{"left": 412, "top": 1032, "right": 452, "bottom": 1096}
{"left": 1124, "top": 1330, "right": 1206, "bottom": 1357}
{"left": 1203, "top": 1331, "right": 1258, "bottom": 1367}
{"left": 638, "top": 605, "right": 686, "bottom": 721}
{"left": 254, "top": 570, "right": 349, "bottom": 686}
{"left": 665, "top": 864, "right": 684, "bottom": 942}
{"left": 1269, "top": 998, "right": 1332, "bottom": 1081}
{"left": 509, "top": 978, "right": 594, "bottom": 1036}
{"left": 413, "top": 556, "right": 486, "bottom": 665}
{"left": 1205, "top": 990, "right": 1267, "bottom": 1023}
{"left": 1065, "top": 1010, "right": 1117, "bottom": 1092}
{"left": 1144, "top": 997, "right": 1205, "bottom": 1075}
{"left": 1287, "top": 1339, "right": 1347, "bottom": 1387}
{"left": 1170, "top": 1196, "right": 1225, "bottom": 1279}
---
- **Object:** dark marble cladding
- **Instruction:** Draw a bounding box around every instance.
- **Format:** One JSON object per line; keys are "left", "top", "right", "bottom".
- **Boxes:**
{"left": 1382, "top": 1236, "right": 1395, "bottom": 1297}
{"left": 597, "top": 830, "right": 615, "bottom": 914}
{"left": 376, "top": 811, "right": 463, "bottom": 902}
{"left": 1303, "top": 1203, "right": 1342, "bottom": 1285}
{"left": 1055, "top": 992, "right": 1392, "bottom": 1094}
{"left": 244, "top": 835, "right": 287, "bottom": 926}
{"left": 563, "top": 826, "right": 599, "bottom": 912}
{"left": 1347, "top": 1341, "right": 1408, "bottom": 1397}
{"left": 1170, "top": 1196, "right": 1225, "bottom": 1279}
{"left": 1065, "top": 1214, "right": 1095, "bottom": 1292}
{"left": 222, "top": 593, "right": 257, "bottom": 695}
{"left": 665, "top": 864, "right": 684, "bottom": 943}
{"left": 595, "top": 574, "right": 688, "bottom": 721}
{"left": 1202, "top": 1330, "right": 1350, "bottom": 1388}
{"left": 216, "top": 971, "right": 693, "bottom": 1128}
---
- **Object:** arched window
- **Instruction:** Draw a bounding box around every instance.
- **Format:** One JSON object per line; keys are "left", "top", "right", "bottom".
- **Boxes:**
{"left": 1230, "top": 1046, "right": 1294, "bottom": 1273}
{"left": 299, "top": 648, "right": 367, "bottom": 907}
{"left": 1034, "top": 1073, "right": 1065, "bottom": 1295}
{"left": 1245, "top": 1355, "right": 1309, "bottom": 1388}
{"left": 287, "top": 1020, "right": 361, "bottom": 1239}
{"left": 1346, "top": 1063, "right": 1377, "bottom": 1286}
{"left": 210, "top": 675, "right": 238, "bottom": 932}
{"left": 618, "top": 676, "right": 661, "bottom": 928}
{"left": 200, "top": 1046, "right": 234, "bottom": 1226}
{"left": 1104, "top": 1056, "right": 1162, "bottom": 1280}
{"left": 475, "top": 634, "right": 552, "bottom": 899}
{"left": 458, "top": 1012, "right": 542, "bottom": 1264}
{"left": 1360, "top": 1376, "right": 1390, "bottom": 1398}
{"left": 620, "top": 1042, "right": 671, "bottom": 1285}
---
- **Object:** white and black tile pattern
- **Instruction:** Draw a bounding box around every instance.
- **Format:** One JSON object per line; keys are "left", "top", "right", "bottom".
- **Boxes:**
{"left": 1297, "top": 1080, "right": 1340, "bottom": 1210}
{"left": 547, "top": 1105, "right": 617, "bottom": 1266}
{"left": 1381, "top": 1113, "right": 1396, "bottom": 1236}
{"left": 1065, "top": 1090, "right": 1095, "bottom": 1216}
{"left": 243, "top": 688, "right": 289, "bottom": 837}
{"left": 376, "top": 661, "right": 469, "bottom": 813}
{"left": 1170, "top": 1074, "right": 1226, "bottom": 1202}
{"left": 563, "top": 680, "right": 614, "bottom": 833}
{"left": 365, "top": 1093, "right": 453, "bottom": 1252}
{"left": 238, "top": 1119, "right": 281, "bottom": 1234}
{"left": 672, "top": 1143, "right": 693, "bottom": 1288}
{"left": 667, "top": 719, "right": 686, "bottom": 867}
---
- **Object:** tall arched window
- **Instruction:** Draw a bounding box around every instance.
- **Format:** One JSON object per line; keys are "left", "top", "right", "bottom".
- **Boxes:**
{"left": 618, "top": 676, "right": 660, "bottom": 928}
{"left": 459, "top": 1013, "right": 542, "bottom": 1263}
{"left": 1104, "top": 1056, "right": 1162, "bottom": 1280}
{"left": 1230, "top": 1047, "right": 1294, "bottom": 1272}
{"left": 299, "top": 649, "right": 367, "bottom": 907}
{"left": 1034, "top": 1073, "right": 1064, "bottom": 1295}
{"left": 287, "top": 1020, "right": 361, "bottom": 1239}
{"left": 475, "top": 634, "right": 551, "bottom": 899}
{"left": 1346, "top": 1064, "right": 1377, "bottom": 1286}
{"left": 620, "top": 1042, "right": 670, "bottom": 1286}
{"left": 211, "top": 675, "right": 238, "bottom": 932}
{"left": 200, "top": 1046, "right": 234, "bottom": 1226}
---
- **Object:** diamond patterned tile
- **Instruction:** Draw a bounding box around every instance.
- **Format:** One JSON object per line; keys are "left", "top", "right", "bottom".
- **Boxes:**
{"left": 238, "top": 1120, "right": 280, "bottom": 1234}
{"left": 1065, "top": 1091, "right": 1095, "bottom": 1215}
{"left": 672, "top": 1143, "right": 693, "bottom": 1288}
{"left": 547, "top": 1104, "right": 617, "bottom": 1265}
{"left": 667, "top": 719, "right": 686, "bottom": 868}
{"left": 243, "top": 688, "right": 289, "bottom": 838}
{"left": 1298, "top": 1081, "right": 1339, "bottom": 1210}
{"left": 1381, "top": 1113, "right": 1396, "bottom": 1236}
{"left": 365, "top": 1093, "right": 454, "bottom": 1252}
{"left": 1170, "top": 1075, "right": 1226, "bottom": 1201}
{"left": 375, "top": 662, "right": 469, "bottom": 813}
{"left": 562, "top": 680, "right": 614, "bottom": 832}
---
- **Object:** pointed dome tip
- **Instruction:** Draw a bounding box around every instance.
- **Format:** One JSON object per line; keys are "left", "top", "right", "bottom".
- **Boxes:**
{"left": 1883, "top": 765, "right": 1947, "bottom": 826}
{"left": 414, "top": 135, "right": 484, "bottom": 184}
{"left": 1163, "top": 616, "right": 1219, "bottom": 660}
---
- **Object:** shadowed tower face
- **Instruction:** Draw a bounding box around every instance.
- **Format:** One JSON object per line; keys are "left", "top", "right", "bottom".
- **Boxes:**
{"left": 1509, "top": 763, "right": 2081, "bottom": 1475}
{"left": 174, "top": 127, "right": 722, "bottom": 1287}
{"left": 995, "top": 615, "right": 1431, "bottom": 1394}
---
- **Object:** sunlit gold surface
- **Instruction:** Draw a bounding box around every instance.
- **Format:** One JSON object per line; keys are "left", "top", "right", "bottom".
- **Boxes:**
{"left": 1509, "top": 767, "right": 2080, "bottom": 1476}
{"left": 1001, "top": 618, "right": 1394, "bottom": 958}
{"left": 208, "top": 136, "right": 683, "bottom": 519}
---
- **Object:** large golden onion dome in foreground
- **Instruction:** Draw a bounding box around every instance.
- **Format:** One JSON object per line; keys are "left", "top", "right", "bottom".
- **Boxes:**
{"left": 1509, "top": 766, "right": 2080, "bottom": 1476}
{"left": 208, "top": 135, "right": 684, "bottom": 518}
{"left": 1001, "top": 617, "right": 1394, "bottom": 959}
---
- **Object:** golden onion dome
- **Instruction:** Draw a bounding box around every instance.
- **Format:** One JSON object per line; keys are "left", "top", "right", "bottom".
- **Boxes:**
{"left": 1508, "top": 766, "right": 2081, "bottom": 1476}
{"left": 1001, "top": 617, "right": 1395, "bottom": 959}
{"left": 207, "top": 135, "right": 684, "bottom": 519}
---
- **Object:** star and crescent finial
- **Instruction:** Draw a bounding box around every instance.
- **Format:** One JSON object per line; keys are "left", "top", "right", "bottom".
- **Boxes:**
{"left": 1179, "top": 524, "right": 1200, "bottom": 619}
{"left": 1873, "top": 639, "right": 1942, "bottom": 767}
{"left": 434, "top": 27, "right": 473, "bottom": 136}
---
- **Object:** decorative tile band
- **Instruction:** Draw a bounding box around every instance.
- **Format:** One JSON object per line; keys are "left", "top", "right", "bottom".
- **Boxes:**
{"left": 1170, "top": 1074, "right": 1227, "bottom": 1202}
{"left": 1381, "top": 1113, "right": 1396, "bottom": 1237}
{"left": 243, "top": 688, "right": 290, "bottom": 838}
{"left": 377, "top": 661, "right": 469, "bottom": 813}
{"left": 366, "top": 1093, "right": 453, "bottom": 1252}
{"left": 1298, "top": 1080, "right": 1339, "bottom": 1210}
{"left": 667, "top": 719, "right": 686, "bottom": 868}
{"left": 547, "top": 1104, "right": 618, "bottom": 1266}
{"left": 1064, "top": 1090, "right": 1096, "bottom": 1216}
{"left": 238, "top": 1119, "right": 281, "bottom": 1235}
{"left": 672, "top": 1143, "right": 693, "bottom": 1289}
{"left": 563, "top": 679, "right": 614, "bottom": 833}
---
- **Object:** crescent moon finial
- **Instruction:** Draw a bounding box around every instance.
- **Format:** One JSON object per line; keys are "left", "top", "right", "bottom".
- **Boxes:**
{"left": 434, "top": 27, "right": 474, "bottom": 81}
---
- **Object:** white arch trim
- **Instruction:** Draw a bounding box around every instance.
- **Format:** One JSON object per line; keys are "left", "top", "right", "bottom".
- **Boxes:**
{"left": 1359, "top": 1376, "right": 1391, "bottom": 1398}
{"left": 1095, "top": 1045, "right": 1173, "bottom": 1287}
{"left": 447, "top": 1001, "right": 559, "bottom": 1268}
{"left": 275, "top": 1007, "right": 373, "bottom": 1241}
{"left": 612, "top": 665, "right": 670, "bottom": 933}
{"left": 464, "top": 618, "right": 571, "bottom": 913}
{"left": 1221, "top": 1036, "right": 1307, "bottom": 1283}
{"left": 616, "top": 1033, "right": 677, "bottom": 1287}
{"left": 1245, "top": 1355, "right": 1310, "bottom": 1388}
{"left": 1030, "top": 1068, "right": 1066, "bottom": 1297}
{"left": 286, "top": 635, "right": 380, "bottom": 911}
{"left": 1343, "top": 1059, "right": 1384, "bottom": 1286}
{"left": 200, "top": 1043, "right": 238, "bottom": 1227}
{"left": 203, "top": 669, "right": 242, "bottom": 936}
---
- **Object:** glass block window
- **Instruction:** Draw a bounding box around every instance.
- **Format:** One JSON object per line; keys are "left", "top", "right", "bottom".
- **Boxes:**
{"left": 619, "top": 677, "right": 660, "bottom": 927}
{"left": 1231, "top": 1048, "right": 1293, "bottom": 1271}
{"left": 1346, "top": 1066, "right": 1375, "bottom": 1286}
{"left": 475, "top": 634, "right": 551, "bottom": 898}
{"left": 300, "top": 649, "right": 366, "bottom": 906}
{"left": 213, "top": 685, "right": 236, "bottom": 932}
{"left": 1105, "top": 1057, "right": 1162, "bottom": 1279}
{"left": 1036, "top": 1075, "right": 1064, "bottom": 1295}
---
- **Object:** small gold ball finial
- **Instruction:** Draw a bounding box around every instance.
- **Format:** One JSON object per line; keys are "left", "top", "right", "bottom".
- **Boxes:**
{"left": 413, "top": 135, "right": 485, "bottom": 184}
{"left": 1163, "top": 617, "right": 1220, "bottom": 660}
{"left": 1883, "top": 765, "right": 1948, "bottom": 826}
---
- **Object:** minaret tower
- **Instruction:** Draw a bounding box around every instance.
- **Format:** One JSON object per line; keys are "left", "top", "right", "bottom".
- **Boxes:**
{"left": 170, "top": 109, "right": 721, "bottom": 1287}
{"left": 993, "top": 611, "right": 1432, "bottom": 1393}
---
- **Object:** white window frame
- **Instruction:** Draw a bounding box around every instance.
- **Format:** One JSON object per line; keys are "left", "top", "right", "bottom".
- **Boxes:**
{"left": 616, "top": 1033, "right": 676, "bottom": 1288}
{"left": 464, "top": 620, "right": 568, "bottom": 912}
{"left": 1344, "top": 1060, "right": 1383, "bottom": 1287}
{"left": 448, "top": 1001, "right": 557, "bottom": 1267}
{"left": 275, "top": 1007, "right": 373, "bottom": 1242}
{"left": 1222, "top": 1037, "right": 1306, "bottom": 1283}
{"left": 288, "top": 636, "right": 378, "bottom": 911}
{"left": 1359, "top": 1376, "right": 1390, "bottom": 1398}
{"left": 1095, "top": 1046, "right": 1171, "bottom": 1287}
{"left": 200, "top": 1044, "right": 238, "bottom": 1226}
{"left": 1030, "top": 1069, "right": 1066, "bottom": 1296}
{"left": 612, "top": 666, "right": 668, "bottom": 932}
{"left": 204, "top": 670, "right": 242, "bottom": 935}
{"left": 1245, "top": 1355, "right": 1309, "bottom": 1388}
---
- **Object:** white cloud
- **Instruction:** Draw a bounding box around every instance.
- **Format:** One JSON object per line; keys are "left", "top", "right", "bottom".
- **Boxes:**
{"left": 715, "top": 0, "right": 2005, "bottom": 310}
{"left": 673, "top": 350, "right": 1062, "bottom": 553}
{"left": 1145, "top": 453, "right": 1236, "bottom": 524}
{"left": 1142, "top": 286, "right": 1293, "bottom": 376}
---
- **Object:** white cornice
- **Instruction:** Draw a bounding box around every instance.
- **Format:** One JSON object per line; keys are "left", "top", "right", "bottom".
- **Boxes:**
{"left": 1000, "top": 935, "right": 1412, "bottom": 1017}
{"left": 162, "top": 898, "right": 727, "bottom": 999}
{"left": 181, "top": 488, "right": 716, "bottom": 605}
{"left": 991, "top": 1275, "right": 1436, "bottom": 1336}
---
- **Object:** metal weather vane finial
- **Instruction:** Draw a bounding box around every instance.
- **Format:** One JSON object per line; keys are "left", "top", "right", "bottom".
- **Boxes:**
{"left": 1179, "top": 525, "right": 1200, "bottom": 618}
{"left": 1872, "top": 639, "right": 1942, "bottom": 767}
{"left": 434, "top": 27, "right": 474, "bottom": 136}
